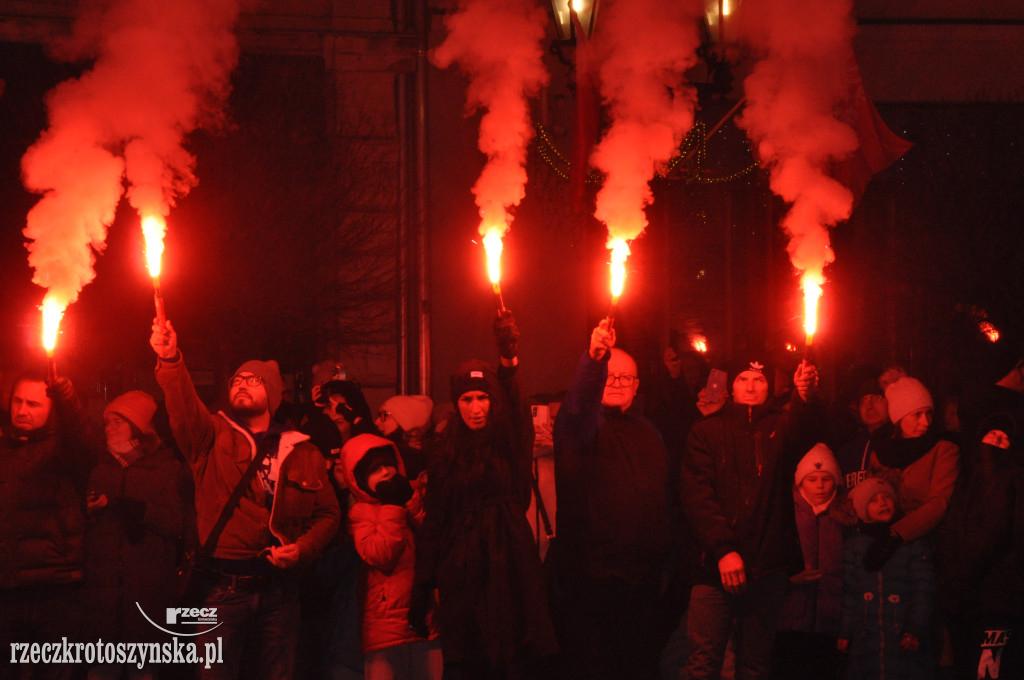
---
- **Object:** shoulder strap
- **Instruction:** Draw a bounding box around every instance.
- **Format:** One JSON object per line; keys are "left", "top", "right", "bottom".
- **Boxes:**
{"left": 198, "top": 443, "right": 272, "bottom": 560}
{"left": 531, "top": 463, "right": 555, "bottom": 540}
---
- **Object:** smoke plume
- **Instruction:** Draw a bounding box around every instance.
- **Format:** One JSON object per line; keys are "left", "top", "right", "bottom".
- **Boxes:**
{"left": 22, "top": 0, "right": 240, "bottom": 319}
{"left": 432, "top": 0, "right": 549, "bottom": 243}
{"left": 736, "top": 0, "right": 858, "bottom": 287}
{"left": 590, "top": 0, "right": 704, "bottom": 253}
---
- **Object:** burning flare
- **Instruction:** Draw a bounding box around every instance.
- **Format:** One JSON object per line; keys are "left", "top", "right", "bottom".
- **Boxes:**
{"left": 590, "top": 0, "right": 703, "bottom": 324}
{"left": 802, "top": 273, "right": 823, "bottom": 346}
{"left": 483, "top": 227, "right": 503, "bottom": 287}
{"left": 979, "top": 321, "right": 1000, "bottom": 343}
{"left": 736, "top": 0, "right": 857, "bottom": 348}
{"left": 142, "top": 215, "right": 166, "bottom": 278}
{"left": 692, "top": 334, "right": 708, "bottom": 353}
{"left": 41, "top": 296, "right": 66, "bottom": 353}
{"left": 609, "top": 238, "right": 630, "bottom": 302}
{"left": 21, "top": 0, "right": 239, "bottom": 344}
{"left": 482, "top": 226, "right": 507, "bottom": 311}
{"left": 432, "top": 0, "right": 548, "bottom": 308}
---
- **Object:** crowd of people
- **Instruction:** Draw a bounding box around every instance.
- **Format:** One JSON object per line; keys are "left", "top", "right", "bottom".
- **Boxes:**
{"left": 1, "top": 310, "right": 1022, "bottom": 680}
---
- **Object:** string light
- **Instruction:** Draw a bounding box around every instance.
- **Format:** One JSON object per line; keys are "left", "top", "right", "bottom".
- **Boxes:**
{"left": 535, "top": 122, "right": 759, "bottom": 187}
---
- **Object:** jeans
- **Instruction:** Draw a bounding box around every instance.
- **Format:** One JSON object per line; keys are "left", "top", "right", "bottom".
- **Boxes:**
{"left": 198, "top": 574, "right": 301, "bottom": 680}
{"left": 364, "top": 639, "right": 443, "bottom": 680}
{"left": 684, "top": 572, "right": 787, "bottom": 680}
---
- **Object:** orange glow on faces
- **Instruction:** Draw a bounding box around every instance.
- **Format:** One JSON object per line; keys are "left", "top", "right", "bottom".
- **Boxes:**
{"left": 692, "top": 335, "right": 708, "bottom": 353}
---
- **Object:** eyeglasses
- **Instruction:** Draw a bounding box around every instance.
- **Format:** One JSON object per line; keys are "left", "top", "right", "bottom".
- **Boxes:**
{"left": 230, "top": 374, "right": 264, "bottom": 387}
{"left": 376, "top": 410, "right": 391, "bottom": 422}
{"left": 606, "top": 374, "right": 637, "bottom": 387}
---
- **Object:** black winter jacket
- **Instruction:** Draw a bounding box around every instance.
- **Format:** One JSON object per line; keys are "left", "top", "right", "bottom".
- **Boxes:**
{"left": 680, "top": 393, "right": 822, "bottom": 585}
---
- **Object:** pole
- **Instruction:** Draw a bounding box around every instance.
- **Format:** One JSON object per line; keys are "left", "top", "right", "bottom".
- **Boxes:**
{"left": 153, "top": 276, "right": 166, "bottom": 327}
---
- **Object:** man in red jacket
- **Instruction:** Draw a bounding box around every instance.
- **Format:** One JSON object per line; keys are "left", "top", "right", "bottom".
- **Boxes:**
{"left": 150, "top": 319, "right": 340, "bottom": 680}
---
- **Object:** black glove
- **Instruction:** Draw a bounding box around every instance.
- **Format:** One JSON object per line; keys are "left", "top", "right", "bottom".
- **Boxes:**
{"left": 408, "top": 584, "right": 431, "bottom": 637}
{"left": 493, "top": 310, "right": 520, "bottom": 360}
{"left": 374, "top": 475, "right": 414, "bottom": 507}
{"left": 863, "top": 531, "right": 903, "bottom": 572}
{"left": 45, "top": 376, "right": 75, "bottom": 404}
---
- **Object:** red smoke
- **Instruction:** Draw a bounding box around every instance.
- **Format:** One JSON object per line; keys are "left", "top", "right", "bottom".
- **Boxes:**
{"left": 590, "top": 0, "right": 704, "bottom": 246}
{"left": 736, "top": 0, "right": 858, "bottom": 285}
{"left": 432, "top": 0, "right": 550, "bottom": 243}
{"left": 22, "top": 0, "right": 240, "bottom": 319}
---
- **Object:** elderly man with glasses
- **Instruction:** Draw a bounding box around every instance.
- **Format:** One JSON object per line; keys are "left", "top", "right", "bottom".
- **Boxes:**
{"left": 150, "top": 318, "right": 339, "bottom": 680}
{"left": 551, "top": 319, "right": 674, "bottom": 680}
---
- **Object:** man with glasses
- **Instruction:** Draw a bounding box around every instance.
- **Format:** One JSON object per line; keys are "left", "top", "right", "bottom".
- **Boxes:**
{"left": 149, "top": 318, "right": 340, "bottom": 680}
{"left": 552, "top": 319, "right": 673, "bottom": 680}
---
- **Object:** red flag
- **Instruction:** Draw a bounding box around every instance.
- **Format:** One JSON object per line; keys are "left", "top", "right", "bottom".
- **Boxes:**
{"left": 570, "top": 10, "right": 599, "bottom": 213}
{"left": 830, "top": 55, "right": 913, "bottom": 204}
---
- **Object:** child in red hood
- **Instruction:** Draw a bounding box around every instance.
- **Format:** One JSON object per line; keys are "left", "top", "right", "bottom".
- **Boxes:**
{"left": 340, "top": 432, "right": 442, "bottom": 679}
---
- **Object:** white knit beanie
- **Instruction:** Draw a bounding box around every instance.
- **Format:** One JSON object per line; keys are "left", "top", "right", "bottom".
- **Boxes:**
{"left": 794, "top": 443, "right": 842, "bottom": 487}
{"left": 884, "top": 377, "right": 934, "bottom": 425}
{"left": 380, "top": 395, "right": 434, "bottom": 431}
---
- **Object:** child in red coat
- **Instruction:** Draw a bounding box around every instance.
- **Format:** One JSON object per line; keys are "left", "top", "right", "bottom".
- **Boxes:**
{"left": 340, "top": 433, "right": 442, "bottom": 680}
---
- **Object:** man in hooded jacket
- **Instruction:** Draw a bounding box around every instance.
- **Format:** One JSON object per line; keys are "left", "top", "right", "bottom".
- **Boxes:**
{"left": 150, "top": 318, "right": 339, "bottom": 680}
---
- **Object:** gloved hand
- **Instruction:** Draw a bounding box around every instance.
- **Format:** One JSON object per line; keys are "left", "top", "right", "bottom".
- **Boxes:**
{"left": 374, "top": 476, "right": 414, "bottom": 507}
{"left": 408, "top": 584, "right": 431, "bottom": 637}
{"left": 493, "top": 310, "right": 520, "bottom": 360}
{"left": 863, "top": 531, "right": 903, "bottom": 572}
{"left": 45, "top": 376, "right": 75, "bottom": 404}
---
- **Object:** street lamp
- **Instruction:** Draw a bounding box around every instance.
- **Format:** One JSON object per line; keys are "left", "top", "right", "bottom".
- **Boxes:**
{"left": 551, "top": 0, "right": 599, "bottom": 42}
{"left": 703, "top": 0, "right": 741, "bottom": 49}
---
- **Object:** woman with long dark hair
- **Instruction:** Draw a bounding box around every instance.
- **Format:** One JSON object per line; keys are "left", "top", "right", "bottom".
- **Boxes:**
{"left": 410, "top": 312, "right": 558, "bottom": 680}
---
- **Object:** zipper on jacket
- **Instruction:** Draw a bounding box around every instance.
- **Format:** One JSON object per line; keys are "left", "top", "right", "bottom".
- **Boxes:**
{"left": 754, "top": 431, "right": 763, "bottom": 477}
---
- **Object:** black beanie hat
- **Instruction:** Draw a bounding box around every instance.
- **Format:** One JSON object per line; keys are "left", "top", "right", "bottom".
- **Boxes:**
{"left": 353, "top": 445, "right": 399, "bottom": 495}
{"left": 856, "top": 378, "right": 884, "bottom": 401}
{"left": 450, "top": 360, "right": 500, "bottom": 404}
{"left": 729, "top": 359, "right": 772, "bottom": 386}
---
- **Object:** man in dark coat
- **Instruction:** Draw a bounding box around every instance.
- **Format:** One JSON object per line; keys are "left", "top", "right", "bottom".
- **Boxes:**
{"left": 552, "top": 320, "right": 673, "bottom": 680}
{"left": 679, "top": 357, "right": 822, "bottom": 680}
{"left": 0, "top": 371, "right": 96, "bottom": 680}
